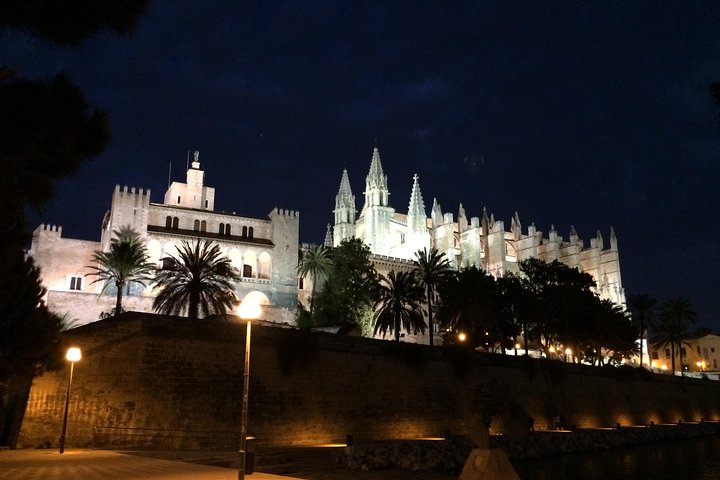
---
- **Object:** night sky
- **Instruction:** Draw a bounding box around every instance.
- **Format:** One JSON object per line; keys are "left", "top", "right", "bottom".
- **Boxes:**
{"left": 3, "top": 2, "right": 719, "bottom": 328}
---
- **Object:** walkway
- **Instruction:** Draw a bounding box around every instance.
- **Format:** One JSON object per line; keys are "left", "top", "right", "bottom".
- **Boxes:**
{"left": 0, "top": 449, "right": 303, "bottom": 480}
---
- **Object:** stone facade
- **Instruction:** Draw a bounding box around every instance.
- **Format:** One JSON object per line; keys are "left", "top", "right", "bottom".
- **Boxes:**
{"left": 650, "top": 333, "right": 720, "bottom": 373}
{"left": 29, "top": 152, "right": 299, "bottom": 326}
{"left": 330, "top": 146, "right": 625, "bottom": 307}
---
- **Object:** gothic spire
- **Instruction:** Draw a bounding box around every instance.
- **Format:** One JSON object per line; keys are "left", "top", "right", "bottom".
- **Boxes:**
{"left": 334, "top": 168, "right": 356, "bottom": 225}
{"left": 363, "top": 146, "right": 389, "bottom": 209}
{"left": 407, "top": 174, "right": 427, "bottom": 232}
{"left": 324, "top": 225, "right": 333, "bottom": 247}
{"left": 431, "top": 197, "right": 443, "bottom": 227}
{"left": 458, "top": 203, "right": 468, "bottom": 232}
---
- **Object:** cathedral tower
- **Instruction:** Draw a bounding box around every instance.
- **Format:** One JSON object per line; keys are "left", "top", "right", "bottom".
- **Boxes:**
{"left": 356, "top": 147, "right": 394, "bottom": 254}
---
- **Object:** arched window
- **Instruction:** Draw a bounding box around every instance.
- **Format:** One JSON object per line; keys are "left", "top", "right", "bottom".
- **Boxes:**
{"left": 172, "top": 217, "right": 179, "bottom": 229}
{"left": 200, "top": 220, "right": 207, "bottom": 232}
{"left": 69, "top": 276, "right": 82, "bottom": 291}
{"left": 258, "top": 252, "right": 271, "bottom": 279}
{"left": 165, "top": 216, "right": 172, "bottom": 228}
{"left": 242, "top": 226, "right": 248, "bottom": 237}
{"left": 219, "top": 223, "right": 225, "bottom": 234}
{"left": 243, "top": 264, "right": 253, "bottom": 277}
{"left": 225, "top": 224, "right": 231, "bottom": 236}
{"left": 248, "top": 227, "right": 254, "bottom": 239}
{"left": 194, "top": 219, "right": 200, "bottom": 231}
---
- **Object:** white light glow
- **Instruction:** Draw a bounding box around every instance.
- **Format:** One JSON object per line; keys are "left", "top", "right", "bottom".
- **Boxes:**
{"left": 65, "top": 347, "right": 82, "bottom": 362}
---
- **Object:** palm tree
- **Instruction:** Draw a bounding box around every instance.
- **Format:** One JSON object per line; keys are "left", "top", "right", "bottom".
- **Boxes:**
{"left": 297, "top": 244, "right": 332, "bottom": 317}
{"left": 86, "top": 228, "right": 154, "bottom": 315}
{"left": 413, "top": 247, "right": 451, "bottom": 346}
{"left": 435, "top": 266, "right": 500, "bottom": 348}
{"left": 627, "top": 294, "right": 657, "bottom": 367}
{"left": 655, "top": 296, "right": 697, "bottom": 374}
{"left": 153, "top": 240, "right": 241, "bottom": 320}
{"left": 373, "top": 270, "right": 426, "bottom": 341}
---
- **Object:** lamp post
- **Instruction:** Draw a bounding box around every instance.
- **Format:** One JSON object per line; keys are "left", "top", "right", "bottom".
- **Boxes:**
{"left": 59, "top": 347, "right": 81, "bottom": 454}
{"left": 238, "top": 296, "right": 261, "bottom": 480}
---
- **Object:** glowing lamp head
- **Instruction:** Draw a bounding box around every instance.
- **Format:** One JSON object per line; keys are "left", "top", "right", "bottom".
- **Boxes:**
{"left": 65, "top": 347, "right": 82, "bottom": 362}
{"left": 549, "top": 346, "right": 556, "bottom": 353}
{"left": 697, "top": 361, "right": 703, "bottom": 367}
{"left": 565, "top": 348, "right": 572, "bottom": 356}
{"left": 457, "top": 332, "right": 467, "bottom": 342}
{"left": 661, "top": 364, "right": 668, "bottom": 371}
{"left": 515, "top": 343, "right": 521, "bottom": 350}
{"left": 238, "top": 300, "right": 261, "bottom": 320}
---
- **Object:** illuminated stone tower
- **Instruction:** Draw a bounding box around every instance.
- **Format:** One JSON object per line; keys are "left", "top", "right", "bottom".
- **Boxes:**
{"left": 355, "top": 147, "right": 394, "bottom": 254}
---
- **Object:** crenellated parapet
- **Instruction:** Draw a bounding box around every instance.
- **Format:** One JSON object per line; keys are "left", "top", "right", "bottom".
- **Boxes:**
{"left": 35, "top": 223, "right": 63, "bottom": 235}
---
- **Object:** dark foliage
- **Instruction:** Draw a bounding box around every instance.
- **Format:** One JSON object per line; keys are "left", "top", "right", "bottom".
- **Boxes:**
{"left": 0, "top": 254, "right": 64, "bottom": 382}
{"left": 314, "top": 238, "right": 380, "bottom": 327}
{"left": 0, "top": 0, "right": 150, "bottom": 46}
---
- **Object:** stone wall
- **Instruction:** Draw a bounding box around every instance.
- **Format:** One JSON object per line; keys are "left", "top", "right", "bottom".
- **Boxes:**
{"left": 18, "top": 313, "right": 720, "bottom": 450}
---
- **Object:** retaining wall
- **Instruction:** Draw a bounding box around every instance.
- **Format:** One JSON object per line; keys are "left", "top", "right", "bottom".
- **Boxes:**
{"left": 18, "top": 313, "right": 720, "bottom": 449}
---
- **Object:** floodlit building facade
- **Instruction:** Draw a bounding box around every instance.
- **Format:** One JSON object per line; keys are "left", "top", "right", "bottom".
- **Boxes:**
{"left": 29, "top": 152, "right": 299, "bottom": 326}
{"left": 328, "top": 146, "right": 626, "bottom": 307}
{"left": 649, "top": 334, "right": 720, "bottom": 373}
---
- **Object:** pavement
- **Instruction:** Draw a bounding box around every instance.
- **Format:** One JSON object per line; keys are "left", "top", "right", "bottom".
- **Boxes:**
{"left": 0, "top": 449, "right": 304, "bottom": 480}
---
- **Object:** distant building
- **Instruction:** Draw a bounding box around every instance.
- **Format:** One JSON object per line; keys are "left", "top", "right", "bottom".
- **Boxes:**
{"left": 29, "top": 152, "right": 299, "bottom": 326}
{"left": 328, "top": 146, "right": 625, "bottom": 307}
{"left": 650, "top": 333, "right": 720, "bottom": 373}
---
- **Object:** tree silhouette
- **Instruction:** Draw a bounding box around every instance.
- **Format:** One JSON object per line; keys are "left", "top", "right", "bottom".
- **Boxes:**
{"left": 86, "top": 228, "right": 154, "bottom": 316}
{"left": 436, "top": 266, "right": 500, "bottom": 348}
{"left": 153, "top": 240, "right": 240, "bottom": 320}
{"left": 297, "top": 244, "right": 332, "bottom": 318}
{"left": 653, "top": 296, "right": 697, "bottom": 374}
{"left": 627, "top": 294, "right": 658, "bottom": 367}
{"left": 373, "top": 270, "right": 425, "bottom": 341}
{"left": 413, "top": 247, "right": 451, "bottom": 346}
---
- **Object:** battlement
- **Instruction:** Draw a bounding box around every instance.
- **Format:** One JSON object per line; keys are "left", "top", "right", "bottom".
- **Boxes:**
{"left": 35, "top": 223, "right": 63, "bottom": 235}
{"left": 269, "top": 207, "right": 300, "bottom": 218}
{"left": 115, "top": 184, "right": 151, "bottom": 196}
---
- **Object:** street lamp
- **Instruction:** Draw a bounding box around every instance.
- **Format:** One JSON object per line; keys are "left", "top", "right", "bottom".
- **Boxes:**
{"left": 565, "top": 348, "right": 573, "bottom": 363}
{"left": 59, "top": 346, "right": 81, "bottom": 454}
{"left": 238, "top": 295, "right": 261, "bottom": 480}
{"left": 457, "top": 332, "right": 467, "bottom": 343}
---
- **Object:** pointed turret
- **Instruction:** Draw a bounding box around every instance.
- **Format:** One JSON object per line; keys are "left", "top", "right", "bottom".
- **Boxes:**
{"left": 324, "top": 224, "right": 333, "bottom": 247}
{"left": 458, "top": 203, "right": 468, "bottom": 232}
{"left": 431, "top": 198, "right": 443, "bottom": 227}
{"left": 334, "top": 168, "right": 356, "bottom": 225}
{"left": 510, "top": 212, "right": 521, "bottom": 240}
{"left": 569, "top": 225, "right": 578, "bottom": 244}
{"left": 332, "top": 168, "right": 356, "bottom": 246}
{"left": 595, "top": 229, "right": 604, "bottom": 249}
{"left": 407, "top": 174, "right": 427, "bottom": 232}
{"left": 610, "top": 226, "right": 618, "bottom": 250}
{"left": 363, "top": 146, "right": 389, "bottom": 209}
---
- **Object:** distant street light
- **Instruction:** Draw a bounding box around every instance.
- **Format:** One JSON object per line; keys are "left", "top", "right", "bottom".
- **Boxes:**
{"left": 457, "top": 332, "right": 467, "bottom": 343}
{"left": 59, "top": 347, "right": 81, "bottom": 454}
{"left": 238, "top": 295, "right": 261, "bottom": 480}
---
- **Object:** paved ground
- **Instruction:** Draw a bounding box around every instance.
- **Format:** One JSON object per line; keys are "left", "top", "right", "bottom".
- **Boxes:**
{"left": 0, "top": 448, "right": 457, "bottom": 480}
{"left": 0, "top": 449, "right": 302, "bottom": 480}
